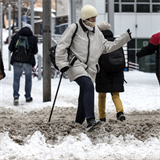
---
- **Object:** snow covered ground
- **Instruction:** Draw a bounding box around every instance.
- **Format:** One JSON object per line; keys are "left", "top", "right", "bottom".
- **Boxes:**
{"left": 0, "top": 29, "right": 160, "bottom": 160}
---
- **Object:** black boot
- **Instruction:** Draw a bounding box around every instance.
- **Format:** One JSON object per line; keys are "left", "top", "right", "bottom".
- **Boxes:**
{"left": 86, "top": 118, "right": 102, "bottom": 132}
{"left": 100, "top": 118, "right": 106, "bottom": 122}
{"left": 26, "top": 97, "right": 33, "bottom": 102}
{"left": 14, "top": 97, "right": 19, "bottom": 105}
{"left": 117, "top": 111, "right": 126, "bottom": 121}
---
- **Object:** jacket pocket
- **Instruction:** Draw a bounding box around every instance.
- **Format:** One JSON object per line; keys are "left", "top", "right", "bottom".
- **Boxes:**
{"left": 69, "top": 55, "right": 78, "bottom": 66}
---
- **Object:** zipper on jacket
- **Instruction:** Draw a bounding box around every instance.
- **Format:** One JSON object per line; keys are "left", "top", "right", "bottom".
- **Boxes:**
{"left": 85, "top": 31, "right": 90, "bottom": 64}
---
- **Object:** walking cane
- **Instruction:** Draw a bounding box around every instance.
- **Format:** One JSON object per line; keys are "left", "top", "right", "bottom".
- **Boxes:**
{"left": 48, "top": 72, "right": 63, "bottom": 122}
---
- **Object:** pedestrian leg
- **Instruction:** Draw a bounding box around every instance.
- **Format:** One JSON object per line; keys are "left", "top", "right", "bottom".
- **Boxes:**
{"left": 98, "top": 92, "right": 106, "bottom": 119}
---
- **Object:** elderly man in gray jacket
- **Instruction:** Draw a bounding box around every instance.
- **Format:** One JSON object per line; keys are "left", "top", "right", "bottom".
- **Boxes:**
{"left": 56, "top": 4, "right": 131, "bottom": 132}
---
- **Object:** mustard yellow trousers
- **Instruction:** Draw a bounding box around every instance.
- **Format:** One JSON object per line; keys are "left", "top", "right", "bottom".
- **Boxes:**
{"left": 98, "top": 92, "right": 124, "bottom": 119}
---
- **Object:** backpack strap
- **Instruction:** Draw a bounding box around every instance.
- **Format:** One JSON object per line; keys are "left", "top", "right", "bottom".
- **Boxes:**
{"left": 68, "top": 23, "right": 79, "bottom": 66}
{"left": 68, "top": 23, "right": 78, "bottom": 49}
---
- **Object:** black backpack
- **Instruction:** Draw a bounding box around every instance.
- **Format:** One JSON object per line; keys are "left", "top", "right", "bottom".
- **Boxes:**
{"left": 49, "top": 23, "right": 78, "bottom": 70}
{"left": 14, "top": 35, "right": 30, "bottom": 62}
{"left": 100, "top": 46, "right": 125, "bottom": 73}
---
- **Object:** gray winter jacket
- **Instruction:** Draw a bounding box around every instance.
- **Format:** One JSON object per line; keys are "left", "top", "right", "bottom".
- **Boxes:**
{"left": 56, "top": 19, "right": 131, "bottom": 83}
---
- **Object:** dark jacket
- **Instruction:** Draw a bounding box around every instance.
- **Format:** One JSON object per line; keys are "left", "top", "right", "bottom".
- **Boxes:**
{"left": 95, "top": 30, "right": 124, "bottom": 93}
{"left": 9, "top": 27, "right": 38, "bottom": 67}
{"left": 0, "top": 49, "right": 6, "bottom": 79}
{"left": 136, "top": 32, "right": 160, "bottom": 85}
{"left": 136, "top": 32, "right": 160, "bottom": 70}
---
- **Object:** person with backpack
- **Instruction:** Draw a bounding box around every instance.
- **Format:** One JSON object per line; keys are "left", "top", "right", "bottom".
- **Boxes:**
{"left": 95, "top": 21, "right": 126, "bottom": 122}
{"left": 0, "top": 49, "right": 6, "bottom": 80}
{"left": 55, "top": 5, "right": 131, "bottom": 132}
{"left": 9, "top": 24, "right": 38, "bottom": 105}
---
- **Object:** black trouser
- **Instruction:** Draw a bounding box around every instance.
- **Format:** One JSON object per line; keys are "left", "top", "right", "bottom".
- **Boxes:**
{"left": 156, "top": 69, "right": 160, "bottom": 85}
{"left": 75, "top": 76, "right": 95, "bottom": 124}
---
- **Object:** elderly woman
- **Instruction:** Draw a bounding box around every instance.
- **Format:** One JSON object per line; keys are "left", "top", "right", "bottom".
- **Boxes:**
{"left": 56, "top": 5, "right": 131, "bottom": 132}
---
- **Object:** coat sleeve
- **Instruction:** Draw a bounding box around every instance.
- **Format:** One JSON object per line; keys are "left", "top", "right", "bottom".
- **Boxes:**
{"left": 32, "top": 36, "right": 38, "bottom": 55}
{"left": 136, "top": 33, "right": 159, "bottom": 58}
{"left": 136, "top": 43, "right": 156, "bottom": 57}
{"left": 8, "top": 34, "right": 18, "bottom": 52}
{"left": 102, "top": 31, "right": 131, "bottom": 54}
{"left": 55, "top": 23, "right": 77, "bottom": 71}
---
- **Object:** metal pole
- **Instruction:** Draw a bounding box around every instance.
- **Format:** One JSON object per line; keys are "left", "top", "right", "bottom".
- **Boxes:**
{"left": 18, "top": 0, "right": 21, "bottom": 30}
{"left": 43, "top": 0, "right": 51, "bottom": 102}
{"left": 0, "top": 3, "right": 3, "bottom": 54}
{"left": 8, "top": 4, "right": 11, "bottom": 71}
{"left": 38, "top": 54, "right": 41, "bottom": 80}
{"left": 68, "top": 0, "right": 71, "bottom": 25}
{"left": 71, "top": 0, "right": 76, "bottom": 23}
{"left": 108, "top": 0, "right": 114, "bottom": 34}
{"left": 31, "top": 0, "right": 34, "bottom": 34}
{"left": 51, "top": 11, "right": 52, "bottom": 37}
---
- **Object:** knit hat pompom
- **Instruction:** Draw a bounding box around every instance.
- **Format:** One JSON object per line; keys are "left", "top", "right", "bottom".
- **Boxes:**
{"left": 81, "top": 5, "right": 98, "bottom": 20}
{"left": 97, "top": 21, "right": 111, "bottom": 31}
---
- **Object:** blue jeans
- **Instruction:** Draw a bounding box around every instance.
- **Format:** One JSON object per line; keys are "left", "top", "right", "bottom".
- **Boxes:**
{"left": 13, "top": 62, "right": 32, "bottom": 99}
{"left": 75, "top": 76, "right": 95, "bottom": 124}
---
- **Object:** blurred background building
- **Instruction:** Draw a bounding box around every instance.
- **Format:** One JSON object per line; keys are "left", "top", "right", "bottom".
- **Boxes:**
{"left": 55, "top": 0, "right": 160, "bottom": 73}
{"left": 0, "top": 0, "right": 160, "bottom": 73}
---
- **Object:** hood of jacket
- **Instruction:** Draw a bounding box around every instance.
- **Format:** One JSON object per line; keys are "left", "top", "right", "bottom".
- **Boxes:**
{"left": 18, "top": 27, "right": 33, "bottom": 37}
{"left": 101, "top": 30, "right": 113, "bottom": 39}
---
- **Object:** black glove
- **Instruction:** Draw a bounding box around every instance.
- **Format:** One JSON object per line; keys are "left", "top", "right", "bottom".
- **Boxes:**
{"left": 60, "top": 66, "right": 69, "bottom": 73}
{"left": 127, "top": 29, "right": 132, "bottom": 39}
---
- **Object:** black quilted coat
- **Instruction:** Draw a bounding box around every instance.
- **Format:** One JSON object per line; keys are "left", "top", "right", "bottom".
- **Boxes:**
{"left": 95, "top": 30, "right": 125, "bottom": 93}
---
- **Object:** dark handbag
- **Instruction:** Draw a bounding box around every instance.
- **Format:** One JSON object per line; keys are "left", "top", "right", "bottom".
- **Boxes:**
{"left": 49, "top": 23, "right": 78, "bottom": 70}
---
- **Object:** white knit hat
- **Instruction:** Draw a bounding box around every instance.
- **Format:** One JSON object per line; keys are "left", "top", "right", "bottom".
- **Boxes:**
{"left": 97, "top": 21, "right": 111, "bottom": 31}
{"left": 81, "top": 5, "right": 98, "bottom": 20}
{"left": 23, "top": 23, "right": 33, "bottom": 32}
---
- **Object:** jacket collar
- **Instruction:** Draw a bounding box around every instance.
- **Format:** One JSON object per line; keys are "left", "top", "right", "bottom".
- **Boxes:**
{"left": 79, "top": 19, "right": 95, "bottom": 33}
